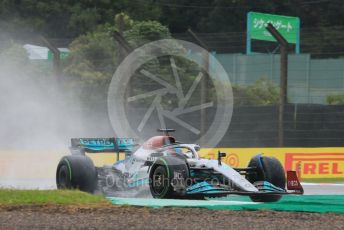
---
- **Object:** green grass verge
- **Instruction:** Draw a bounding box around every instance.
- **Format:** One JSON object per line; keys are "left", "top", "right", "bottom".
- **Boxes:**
{"left": 0, "top": 189, "right": 109, "bottom": 205}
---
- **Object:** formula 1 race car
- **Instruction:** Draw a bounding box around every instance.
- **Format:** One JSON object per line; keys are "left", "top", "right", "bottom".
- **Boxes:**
{"left": 56, "top": 129, "right": 303, "bottom": 202}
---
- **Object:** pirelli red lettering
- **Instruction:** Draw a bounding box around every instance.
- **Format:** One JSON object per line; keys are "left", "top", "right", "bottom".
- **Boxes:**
{"left": 285, "top": 153, "right": 344, "bottom": 179}
{"left": 303, "top": 162, "right": 342, "bottom": 174}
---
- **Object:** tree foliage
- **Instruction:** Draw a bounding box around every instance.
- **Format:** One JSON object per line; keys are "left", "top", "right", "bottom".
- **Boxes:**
{"left": 0, "top": 0, "right": 160, "bottom": 38}
{"left": 233, "top": 77, "right": 279, "bottom": 106}
{"left": 63, "top": 26, "right": 117, "bottom": 104}
{"left": 124, "top": 20, "right": 171, "bottom": 47}
{"left": 0, "top": 42, "right": 29, "bottom": 66}
{"left": 1, "top": 0, "right": 344, "bottom": 39}
{"left": 0, "top": 42, "right": 52, "bottom": 82}
{"left": 327, "top": 94, "right": 344, "bottom": 105}
{"left": 63, "top": 14, "right": 173, "bottom": 106}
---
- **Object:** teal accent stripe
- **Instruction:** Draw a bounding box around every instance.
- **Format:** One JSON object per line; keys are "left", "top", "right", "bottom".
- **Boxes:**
{"left": 63, "top": 158, "right": 72, "bottom": 181}
{"left": 157, "top": 158, "right": 170, "bottom": 198}
{"left": 160, "top": 158, "right": 170, "bottom": 178}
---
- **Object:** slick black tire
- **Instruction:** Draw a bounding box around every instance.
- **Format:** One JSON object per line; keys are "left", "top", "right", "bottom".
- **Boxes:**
{"left": 149, "top": 156, "right": 189, "bottom": 199}
{"left": 246, "top": 155, "right": 286, "bottom": 202}
{"left": 56, "top": 155, "right": 97, "bottom": 193}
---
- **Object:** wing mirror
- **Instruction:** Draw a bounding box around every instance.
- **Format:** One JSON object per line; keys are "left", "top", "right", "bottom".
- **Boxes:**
{"left": 218, "top": 151, "right": 226, "bottom": 165}
{"left": 124, "top": 150, "right": 133, "bottom": 159}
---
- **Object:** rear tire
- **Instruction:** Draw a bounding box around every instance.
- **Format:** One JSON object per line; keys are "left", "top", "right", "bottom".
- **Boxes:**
{"left": 246, "top": 155, "right": 286, "bottom": 202}
{"left": 56, "top": 155, "right": 97, "bottom": 193}
{"left": 149, "top": 156, "right": 189, "bottom": 199}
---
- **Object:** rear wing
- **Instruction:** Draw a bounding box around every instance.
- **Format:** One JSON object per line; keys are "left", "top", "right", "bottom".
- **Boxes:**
{"left": 71, "top": 138, "right": 136, "bottom": 153}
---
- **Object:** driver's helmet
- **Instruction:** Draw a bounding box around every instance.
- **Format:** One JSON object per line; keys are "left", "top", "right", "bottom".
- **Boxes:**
{"left": 174, "top": 147, "right": 193, "bottom": 158}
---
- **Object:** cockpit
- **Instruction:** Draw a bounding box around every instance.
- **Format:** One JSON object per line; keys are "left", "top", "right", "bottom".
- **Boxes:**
{"left": 157, "top": 144, "right": 200, "bottom": 159}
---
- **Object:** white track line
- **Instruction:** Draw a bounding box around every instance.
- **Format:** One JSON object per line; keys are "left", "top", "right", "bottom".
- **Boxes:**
{"left": 301, "top": 182, "right": 344, "bottom": 186}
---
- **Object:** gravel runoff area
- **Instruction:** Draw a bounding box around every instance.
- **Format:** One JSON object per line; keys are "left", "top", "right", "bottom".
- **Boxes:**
{"left": 0, "top": 204, "right": 343, "bottom": 230}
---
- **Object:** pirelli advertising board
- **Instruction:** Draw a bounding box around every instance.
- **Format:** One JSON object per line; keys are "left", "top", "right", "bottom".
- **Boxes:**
{"left": 199, "top": 148, "right": 344, "bottom": 181}
{"left": 0, "top": 148, "right": 343, "bottom": 182}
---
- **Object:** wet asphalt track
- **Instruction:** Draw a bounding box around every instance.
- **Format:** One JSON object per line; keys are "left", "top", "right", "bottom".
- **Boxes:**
{"left": 302, "top": 183, "right": 344, "bottom": 195}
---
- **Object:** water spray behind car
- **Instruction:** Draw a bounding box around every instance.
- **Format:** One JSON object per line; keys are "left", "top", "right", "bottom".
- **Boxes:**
{"left": 0, "top": 42, "right": 114, "bottom": 189}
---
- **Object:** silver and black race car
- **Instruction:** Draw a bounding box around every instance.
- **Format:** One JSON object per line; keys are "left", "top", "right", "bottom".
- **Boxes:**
{"left": 56, "top": 129, "right": 303, "bottom": 202}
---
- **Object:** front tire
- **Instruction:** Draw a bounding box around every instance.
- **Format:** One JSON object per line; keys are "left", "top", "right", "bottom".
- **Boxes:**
{"left": 56, "top": 155, "right": 97, "bottom": 193}
{"left": 246, "top": 155, "right": 286, "bottom": 202}
{"left": 149, "top": 156, "right": 189, "bottom": 199}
